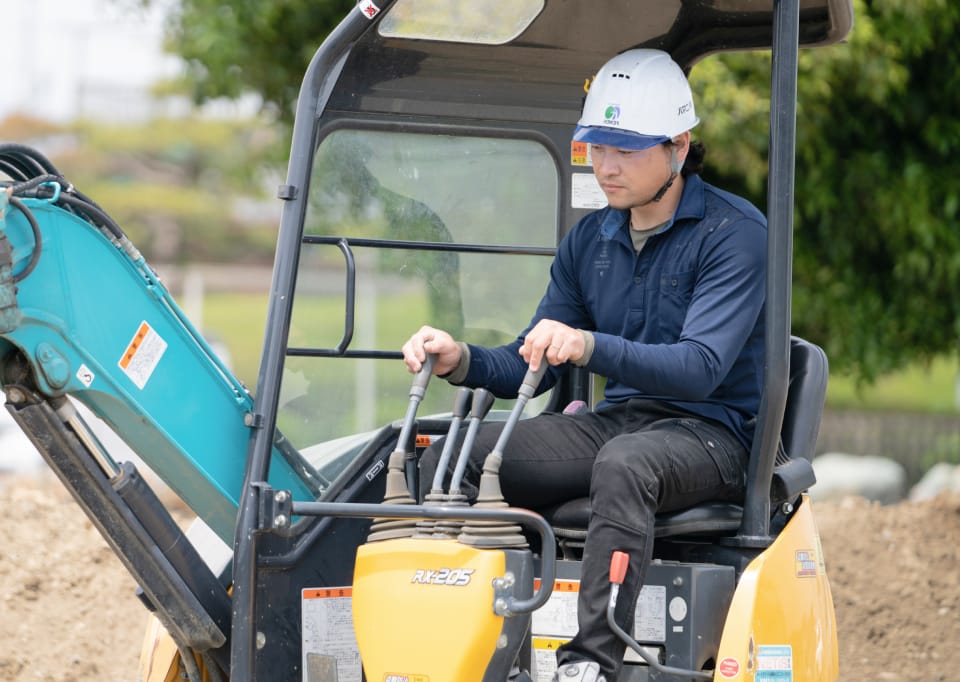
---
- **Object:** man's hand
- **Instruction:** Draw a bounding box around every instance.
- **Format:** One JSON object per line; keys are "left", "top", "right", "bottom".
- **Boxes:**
{"left": 520, "top": 319, "right": 585, "bottom": 371}
{"left": 401, "top": 325, "right": 462, "bottom": 375}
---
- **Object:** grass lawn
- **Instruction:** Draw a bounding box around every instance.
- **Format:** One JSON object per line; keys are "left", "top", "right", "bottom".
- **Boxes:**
{"left": 826, "top": 356, "right": 959, "bottom": 414}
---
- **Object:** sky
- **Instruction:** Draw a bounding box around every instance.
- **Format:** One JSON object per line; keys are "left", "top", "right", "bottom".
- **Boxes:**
{"left": 3, "top": 0, "right": 180, "bottom": 122}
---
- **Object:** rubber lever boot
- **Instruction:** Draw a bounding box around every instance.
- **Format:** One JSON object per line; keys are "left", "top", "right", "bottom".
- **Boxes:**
{"left": 432, "top": 388, "right": 495, "bottom": 538}
{"left": 367, "top": 354, "right": 436, "bottom": 542}
{"left": 552, "top": 661, "right": 605, "bottom": 682}
{"left": 459, "top": 360, "right": 548, "bottom": 548}
{"left": 413, "top": 386, "right": 473, "bottom": 538}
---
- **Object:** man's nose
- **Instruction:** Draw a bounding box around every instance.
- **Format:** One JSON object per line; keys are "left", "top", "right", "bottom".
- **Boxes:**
{"left": 594, "top": 153, "right": 617, "bottom": 175}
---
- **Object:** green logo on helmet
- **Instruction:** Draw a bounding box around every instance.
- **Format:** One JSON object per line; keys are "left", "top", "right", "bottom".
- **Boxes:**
{"left": 604, "top": 104, "right": 621, "bottom": 124}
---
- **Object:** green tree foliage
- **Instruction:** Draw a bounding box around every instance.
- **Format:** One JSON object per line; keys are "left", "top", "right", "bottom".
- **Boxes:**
{"left": 159, "top": 0, "right": 960, "bottom": 381}
{"left": 164, "top": 0, "right": 353, "bottom": 122}
{"left": 696, "top": 0, "right": 960, "bottom": 381}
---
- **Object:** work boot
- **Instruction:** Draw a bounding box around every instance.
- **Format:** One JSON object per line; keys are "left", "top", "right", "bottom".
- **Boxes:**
{"left": 552, "top": 660, "right": 606, "bottom": 682}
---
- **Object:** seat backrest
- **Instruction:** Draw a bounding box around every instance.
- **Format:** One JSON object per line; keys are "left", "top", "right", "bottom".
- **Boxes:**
{"left": 780, "top": 336, "right": 829, "bottom": 463}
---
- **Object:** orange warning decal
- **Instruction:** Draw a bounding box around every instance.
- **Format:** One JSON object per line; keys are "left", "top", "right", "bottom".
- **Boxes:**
{"left": 571, "top": 141, "right": 589, "bottom": 167}
{"left": 303, "top": 587, "right": 353, "bottom": 599}
{"left": 119, "top": 321, "right": 151, "bottom": 369}
{"left": 534, "top": 579, "right": 580, "bottom": 592}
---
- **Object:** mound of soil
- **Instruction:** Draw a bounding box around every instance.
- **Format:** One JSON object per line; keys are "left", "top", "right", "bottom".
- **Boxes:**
{"left": 1, "top": 472, "right": 957, "bottom": 681}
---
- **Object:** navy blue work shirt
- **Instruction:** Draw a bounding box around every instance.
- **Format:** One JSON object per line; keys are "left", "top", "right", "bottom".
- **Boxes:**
{"left": 461, "top": 174, "right": 767, "bottom": 449}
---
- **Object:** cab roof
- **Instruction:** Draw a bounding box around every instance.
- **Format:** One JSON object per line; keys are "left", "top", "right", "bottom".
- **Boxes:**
{"left": 330, "top": 0, "right": 853, "bottom": 122}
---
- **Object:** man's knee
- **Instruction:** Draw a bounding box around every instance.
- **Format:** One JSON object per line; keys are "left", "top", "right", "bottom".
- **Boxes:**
{"left": 593, "top": 436, "right": 658, "bottom": 487}
{"left": 589, "top": 435, "right": 665, "bottom": 519}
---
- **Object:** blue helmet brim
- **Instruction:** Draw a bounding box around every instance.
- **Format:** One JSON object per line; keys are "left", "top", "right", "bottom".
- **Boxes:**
{"left": 573, "top": 125, "right": 670, "bottom": 151}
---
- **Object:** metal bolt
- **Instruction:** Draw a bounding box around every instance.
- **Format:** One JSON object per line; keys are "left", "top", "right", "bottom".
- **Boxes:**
{"left": 275, "top": 490, "right": 289, "bottom": 503}
{"left": 273, "top": 514, "right": 288, "bottom": 528}
{"left": 4, "top": 387, "right": 25, "bottom": 404}
{"left": 256, "top": 631, "right": 266, "bottom": 649}
{"left": 673, "top": 576, "right": 684, "bottom": 587}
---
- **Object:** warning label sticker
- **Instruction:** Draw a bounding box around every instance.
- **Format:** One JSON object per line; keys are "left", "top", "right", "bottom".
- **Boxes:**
{"left": 532, "top": 579, "right": 580, "bottom": 637}
{"left": 571, "top": 141, "right": 592, "bottom": 167}
{"left": 756, "top": 644, "right": 793, "bottom": 681}
{"left": 301, "top": 587, "right": 362, "bottom": 682}
{"left": 118, "top": 321, "right": 167, "bottom": 390}
{"left": 571, "top": 173, "right": 608, "bottom": 210}
{"left": 531, "top": 636, "right": 568, "bottom": 681}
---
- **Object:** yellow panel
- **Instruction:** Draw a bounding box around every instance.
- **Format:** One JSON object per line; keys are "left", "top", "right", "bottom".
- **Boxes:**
{"left": 138, "top": 614, "right": 217, "bottom": 682}
{"left": 714, "top": 495, "right": 839, "bottom": 681}
{"left": 353, "top": 538, "right": 508, "bottom": 682}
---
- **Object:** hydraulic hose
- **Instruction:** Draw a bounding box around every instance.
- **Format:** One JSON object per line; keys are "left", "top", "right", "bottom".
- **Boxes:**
{"left": 4, "top": 195, "right": 43, "bottom": 282}
{"left": 0, "top": 143, "right": 127, "bottom": 241}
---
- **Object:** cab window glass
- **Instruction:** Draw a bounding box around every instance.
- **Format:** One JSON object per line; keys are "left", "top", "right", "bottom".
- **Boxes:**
{"left": 282, "top": 128, "right": 558, "bottom": 486}
{"left": 379, "top": 0, "right": 543, "bottom": 44}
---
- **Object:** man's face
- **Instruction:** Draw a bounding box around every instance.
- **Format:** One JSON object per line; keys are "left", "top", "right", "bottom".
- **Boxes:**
{"left": 589, "top": 142, "right": 674, "bottom": 210}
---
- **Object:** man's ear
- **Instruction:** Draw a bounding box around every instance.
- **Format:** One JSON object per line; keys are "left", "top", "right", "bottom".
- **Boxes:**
{"left": 673, "top": 131, "right": 691, "bottom": 163}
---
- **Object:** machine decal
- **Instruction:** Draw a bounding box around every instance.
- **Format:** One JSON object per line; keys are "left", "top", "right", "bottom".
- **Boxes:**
{"left": 76, "top": 364, "right": 95, "bottom": 388}
{"left": 795, "top": 549, "right": 818, "bottom": 578}
{"left": 383, "top": 674, "right": 428, "bottom": 682}
{"left": 531, "top": 636, "right": 566, "bottom": 681}
{"left": 118, "top": 321, "right": 167, "bottom": 390}
{"left": 532, "top": 579, "right": 580, "bottom": 637}
{"left": 358, "top": 0, "right": 381, "bottom": 19}
{"left": 755, "top": 645, "right": 793, "bottom": 680}
{"left": 571, "top": 141, "right": 591, "bottom": 167}
{"left": 718, "top": 656, "right": 740, "bottom": 678}
{"left": 364, "top": 459, "right": 385, "bottom": 481}
{"left": 410, "top": 567, "right": 474, "bottom": 586}
{"left": 301, "top": 587, "right": 362, "bottom": 682}
{"left": 571, "top": 173, "right": 607, "bottom": 209}
{"left": 634, "top": 584, "right": 666, "bottom": 642}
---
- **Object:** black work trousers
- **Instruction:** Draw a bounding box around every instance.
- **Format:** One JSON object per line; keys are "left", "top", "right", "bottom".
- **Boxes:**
{"left": 417, "top": 398, "right": 749, "bottom": 679}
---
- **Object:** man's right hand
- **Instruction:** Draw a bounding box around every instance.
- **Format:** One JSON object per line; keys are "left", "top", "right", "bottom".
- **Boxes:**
{"left": 401, "top": 325, "right": 462, "bottom": 376}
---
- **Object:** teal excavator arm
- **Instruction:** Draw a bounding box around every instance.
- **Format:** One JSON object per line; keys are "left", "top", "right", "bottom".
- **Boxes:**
{"left": 0, "top": 144, "right": 328, "bottom": 668}
{"left": 0, "top": 146, "right": 323, "bottom": 543}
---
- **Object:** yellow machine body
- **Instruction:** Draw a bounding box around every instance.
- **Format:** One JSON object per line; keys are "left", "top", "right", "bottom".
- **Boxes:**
{"left": 713, "top": 495, "right": 839, "bottom": 681}
{"left": 138, "top": 614, "right": 218, "bottom": 682}
{"left": 352, "top": 537, "right": 509, "bottom": 682}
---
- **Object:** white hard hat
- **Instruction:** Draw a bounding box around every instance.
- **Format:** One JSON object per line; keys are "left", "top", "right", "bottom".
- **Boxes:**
{"left": 574, "top": 49, "right": 700, "bottom": 150}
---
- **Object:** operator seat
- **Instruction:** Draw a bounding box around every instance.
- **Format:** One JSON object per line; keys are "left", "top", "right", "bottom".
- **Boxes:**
{"left": 541, "top": 336, "right": 828, "bottom": 557}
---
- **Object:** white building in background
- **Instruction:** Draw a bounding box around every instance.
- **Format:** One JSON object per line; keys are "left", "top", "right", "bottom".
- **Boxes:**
{"left": 4, "top": 0, "right": 181, "bottom": 123}
{"left": 4, "top": 0, "right": 257, "bottom": 123}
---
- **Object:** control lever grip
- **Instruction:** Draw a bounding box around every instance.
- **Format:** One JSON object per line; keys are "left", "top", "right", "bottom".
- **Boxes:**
{"left": 518, "top": 359, "right": 549, "bottom": 400}
{"left": 409, "top": 353, "right": 437, "bottom": 399}
{"left": 469, "top": 387, "right": 496, "bottom": 419}
{"left": 610, "top": 550, "right": 629, "bottom": 585}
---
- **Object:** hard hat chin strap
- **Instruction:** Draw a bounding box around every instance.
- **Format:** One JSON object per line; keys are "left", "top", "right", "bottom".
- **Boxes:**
{"left": 637, "top": 146, "right": 681, "bottom": 206}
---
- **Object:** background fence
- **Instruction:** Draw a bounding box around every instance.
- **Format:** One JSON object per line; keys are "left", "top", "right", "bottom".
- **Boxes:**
{"left": 817, "top": 409, "right": 960, "bottom": 485}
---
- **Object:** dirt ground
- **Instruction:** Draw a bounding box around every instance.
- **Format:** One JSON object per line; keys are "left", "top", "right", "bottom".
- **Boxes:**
{"left": 0, "top": 471, "right": 957, "bottom": 682}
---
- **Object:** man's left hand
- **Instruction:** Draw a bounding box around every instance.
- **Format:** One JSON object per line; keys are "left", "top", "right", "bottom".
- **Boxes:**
{"left": 520, "top": 319, "right": 585, "bottom": 371}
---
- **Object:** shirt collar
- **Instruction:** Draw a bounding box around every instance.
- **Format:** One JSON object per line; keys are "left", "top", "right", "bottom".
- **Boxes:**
{"left": 598, "top": 174, "right": 707, "bottom": 241}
